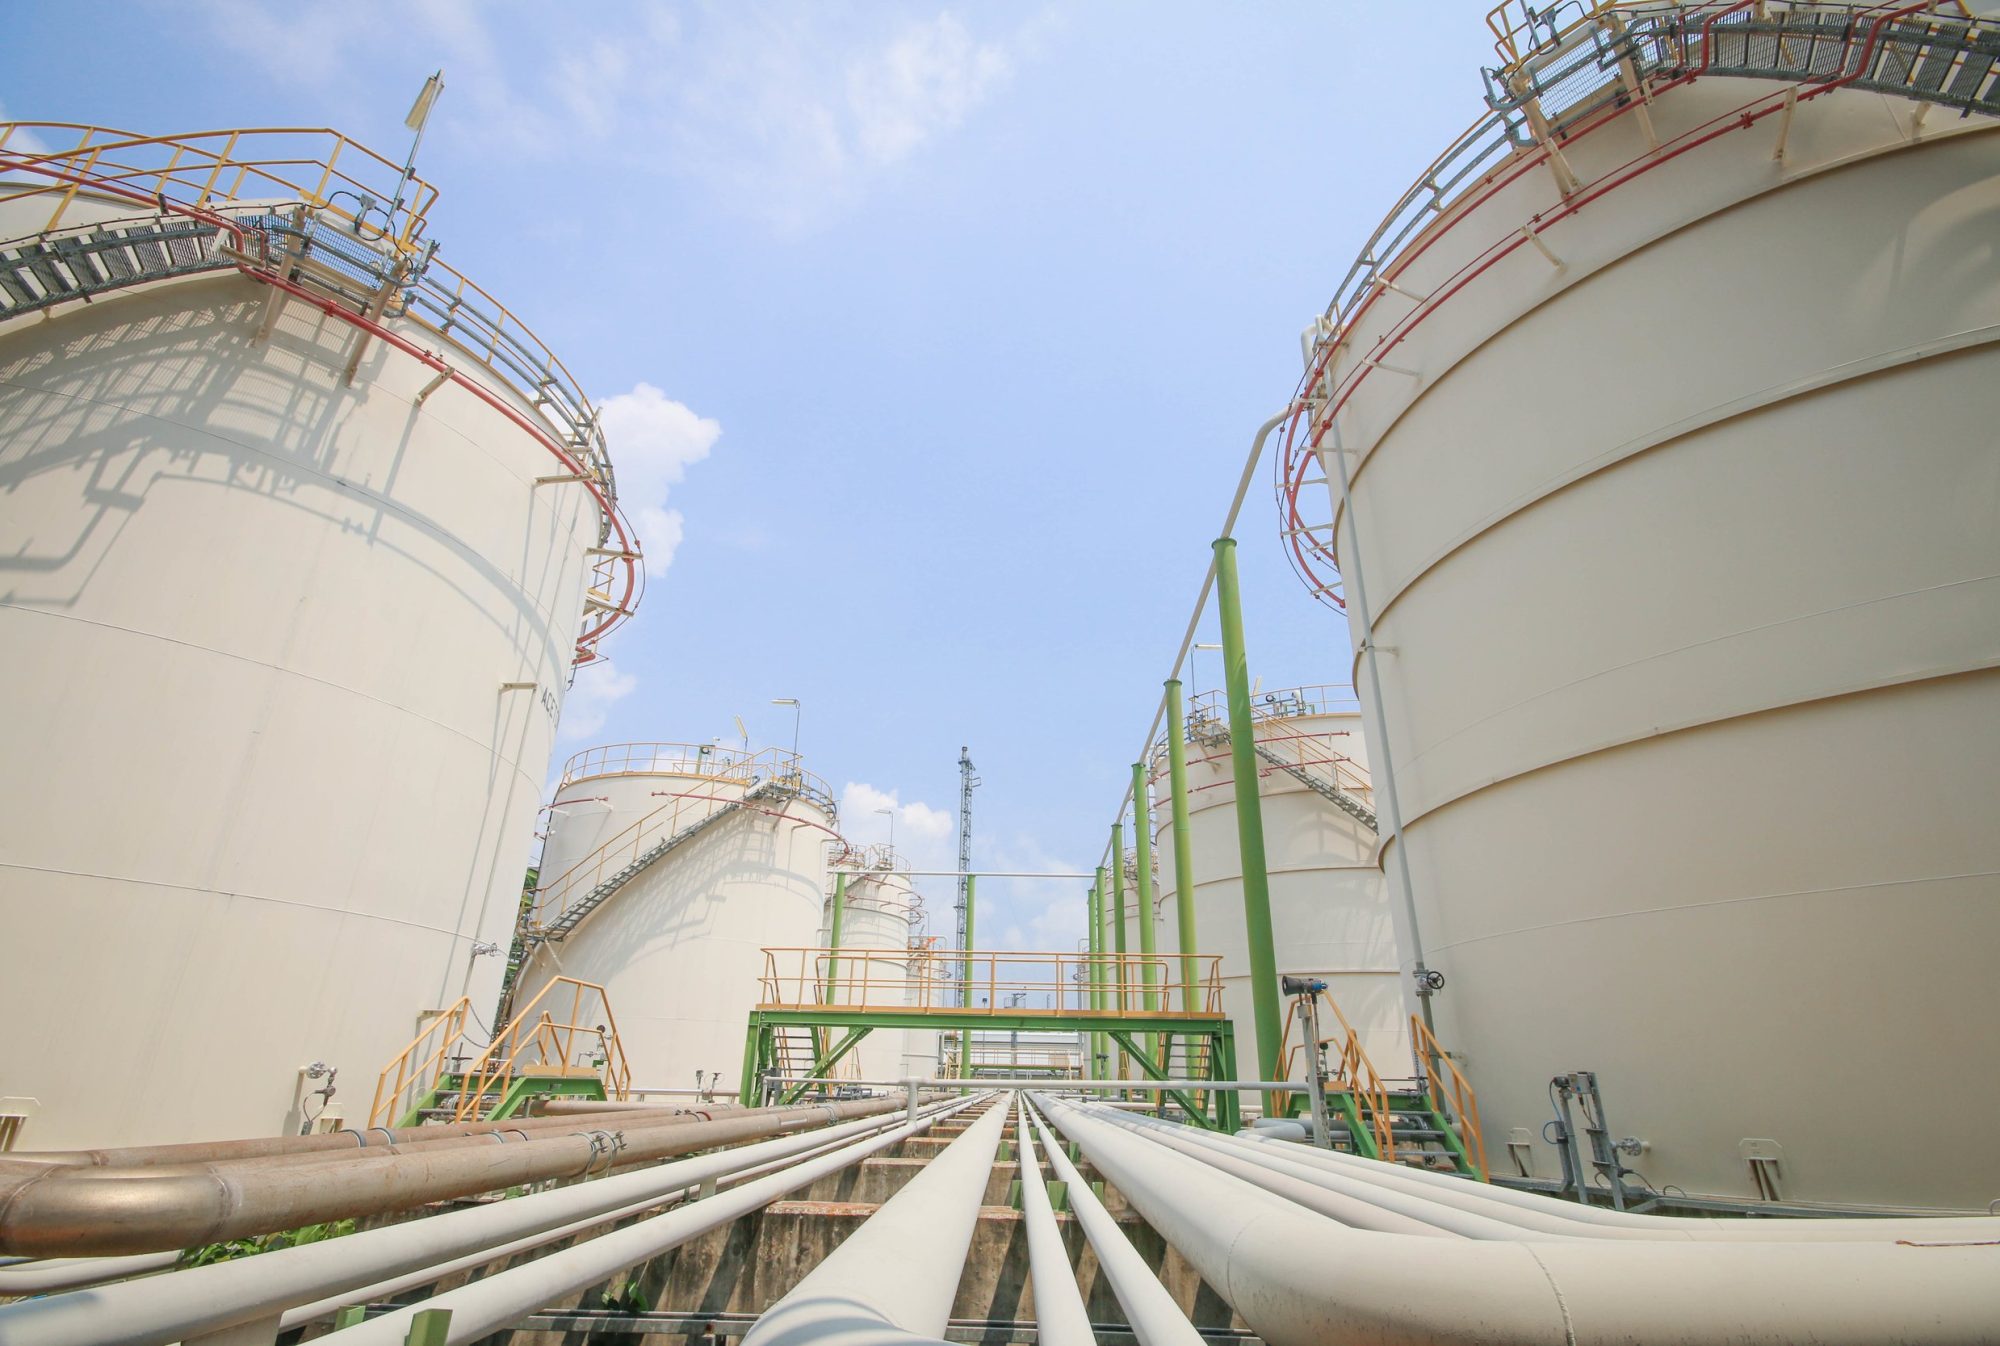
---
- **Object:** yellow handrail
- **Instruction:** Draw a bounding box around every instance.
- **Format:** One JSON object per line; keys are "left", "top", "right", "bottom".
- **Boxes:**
{"left": 1412, "top": 1012, "right": 1489, "bottom": 1180}
{"left": 758, "top": 947, "right": 1227, "bottom": 1018}
{"left": 451, "top": 977, "right": 631, "bottom": 1122}
{"left": 1276, "top": 989, "right": 1396, "bottom": 1161}
{"left": 369, "top": 997, "right": 475, "bottom": 1129}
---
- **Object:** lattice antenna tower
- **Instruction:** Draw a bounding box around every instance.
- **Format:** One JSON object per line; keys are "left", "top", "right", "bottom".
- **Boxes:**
{"left": 954, "top": 746, "right": 980, "bottom": 998}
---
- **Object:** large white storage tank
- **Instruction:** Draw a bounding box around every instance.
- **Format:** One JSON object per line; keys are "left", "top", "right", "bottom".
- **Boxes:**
{"left": 1285, "top": 9, "right": 2000, "bottom": 1209}
{"left": 0, "top": 126, "right": 629, "bottom": 1148}
{"left": 1147, "top": 685, "right": 1406, "bottom": 1081}
{"left": 821, "top": 850, "right": 924, "bottom": 1081}
{"left": 513, "top": 743, "right": 836, "bottom": 1094}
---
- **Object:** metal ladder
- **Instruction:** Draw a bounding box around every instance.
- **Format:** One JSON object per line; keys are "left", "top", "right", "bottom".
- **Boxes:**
{"left": 1190, "top": 720, "right": 1378, "bottom": 831}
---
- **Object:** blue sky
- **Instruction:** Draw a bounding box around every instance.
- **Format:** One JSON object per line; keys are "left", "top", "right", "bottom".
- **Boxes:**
{"left": 1, "top": 1, "right": 1501, "bottom": 951}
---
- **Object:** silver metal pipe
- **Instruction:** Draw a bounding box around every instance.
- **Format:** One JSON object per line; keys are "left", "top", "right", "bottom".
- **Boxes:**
{"left": 0, "top": 1099, "right": 899, "bottom": 1257}
{"left": 0, "top": 1100, "right": 943, "bottom": 1346}
{"left": 274, "top": 1112, "right": 936, "bottom": 1332}
{"left": 1038, "top": 1096, "right": 2000, "bottom": 1346}
{"left": 743, "top": 1096, "right": 1013, "bottom": 1346}
{"left": 1013, "top": 1111, "right": 1094, "bottom": 1346}
{"left": 340, "top": 1095, "right": 991, "bottom": 1346}
{"left": 1024, "top": 1102, "right": 1204, "bottom": 1346}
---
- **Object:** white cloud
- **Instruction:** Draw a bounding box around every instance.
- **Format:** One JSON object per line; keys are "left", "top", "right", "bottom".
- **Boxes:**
{"left": 659, "top": 8, "right": 1024, "bottom": 234}
{"left": 557, "top": 662, "right": 637, "bottom": 743}
{"left": 597, "top": 382, "right": 721, "bottom": 569}
{"left": 838, "top": 782, "right": 956, "bottom": 873}
{"left": 848, "top": 14, "right": 1011, "bottom": 167}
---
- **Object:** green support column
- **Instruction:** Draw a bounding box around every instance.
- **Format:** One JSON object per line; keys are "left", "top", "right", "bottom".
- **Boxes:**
{"left": 1111, "top": 822, "right": 1128, "bottom": 1083}
{"left": 1093, "top": 864, "right": 1109, "bottom": 1078}
{"left": 1164, "top": 679, "right": 1201, "bottom": 1016}
{"left": 1130, "top": 761, "right": 1160, "bottom": 1067}
{"left": 1214, "top": 536, "right": 1283, "bottom": 1119}
{"left": 959, "top": 874, "right": 977, "bottom": 1078}
{"left": 1085, "top": 883, "right": 1101, "bottom": 1078}
{"left": 825, "top": 871, "right": 849, "bottom": 1005}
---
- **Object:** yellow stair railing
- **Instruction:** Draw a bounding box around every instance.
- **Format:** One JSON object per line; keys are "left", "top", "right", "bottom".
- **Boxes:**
{"left": 1276, "top": 988, "right": 1396, "bottom": 1162}
{"left": 1413, "top": 1012, "right": 1489, "bottom": 1180}
{"left": 369, "top": 997, "right": 476, "bottom": 1130}
{"left": 450, "top": 977, "right": 631, "bottom": 1122}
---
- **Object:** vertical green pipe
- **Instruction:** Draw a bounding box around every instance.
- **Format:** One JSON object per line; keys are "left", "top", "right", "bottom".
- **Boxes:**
{"left": 1164, "top": 679, "right": 1200, "bottom": 1016}
{"left": 825, "top": 871, "right": 849, "bottom": 1005}
{"left": 1093, "top": 864, "right": 1109, "bottom": 1079}
{"left": 1213, "top": 536, "right": 1282, "bottom": 1119}
{"left": 1111, "top": 822, "right": 1128, "bottom": 1082}
{"left": 1130, "top": 761, "right": 1160, "bottom": 1068}
{"left": 959, "top": 874, "right": 976, "bottom": 1078}
{"left": 1085, "top": 883, "right": 1100, "bottom": 1078}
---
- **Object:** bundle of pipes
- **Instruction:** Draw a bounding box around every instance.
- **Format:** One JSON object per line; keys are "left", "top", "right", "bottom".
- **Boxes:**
{"left": 0, "top": 1095, "right": 976, "bottom": 1346}
{"left": 0, "top": 1097, "right": 903, "bottom": 1258}
{"left": 1033, "top": 1094, "right": 2000, "bottom": 1346}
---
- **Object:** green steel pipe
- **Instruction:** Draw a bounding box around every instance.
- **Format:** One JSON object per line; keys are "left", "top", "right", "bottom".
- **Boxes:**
{"left": 1093, "top": 865, "right": 1109, "bottom": 1079}
{"left": 1130, "top": 761, "right": 1160, "bottom": 1068}
{"left": 1085, "top": 884, "right": 1102, "bottom": 1079}
{"left": 1110, "top": 823, "right": 1127, "bottom": 1007}
{"left": 1164, "top": 679, "right": 1200, "bottom": 1016}
{"left": 1213, "top": 536, "right": 1283, "bottom": 1119}
{"left": 825, "top": 871, "right": 849, "bottom": 1006}
{"left": 959, "top": 874, "right": 976, "bottom": 1078}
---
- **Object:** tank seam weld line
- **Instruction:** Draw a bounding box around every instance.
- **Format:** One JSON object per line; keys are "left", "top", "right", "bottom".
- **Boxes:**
{"left": 1425, "top": 868, "right": 2000, "bottom": 957}
{"left": 1521, "top": 1244, "right": 1579, "bottom": 1346}
{"left": 0, "top": 368, "right": 600, "bottom": 629}
{"left": 1386, "top": 585, "right": 2000, "bottom": 817}
{"left": 0, "top": 857, "right": 498, "bottom": 942}
{"left": 0, "top": 601, "right": 552, "bottom": 776}
{"left": 1341, "top": 320, "right": 2000, "bottom": 645}
{"left": 1324, "top": 119, "right": 2000, "bottom": 530}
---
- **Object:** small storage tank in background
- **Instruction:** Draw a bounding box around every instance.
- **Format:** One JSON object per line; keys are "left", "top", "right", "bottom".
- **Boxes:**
{"left": 512, "top": 743, "right": 836, "bottom": 1095}
{"left": 1147, "top": 685, "right": 1405, "bottom": 1080}
{"left": 821, "top": 848, "right": 922, "bottom": 1082}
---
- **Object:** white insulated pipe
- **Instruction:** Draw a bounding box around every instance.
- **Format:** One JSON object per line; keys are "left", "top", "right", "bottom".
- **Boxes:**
{"left": 1039, "top": 1097, "right": 2000, "bottom": 1346}
{"left": 0, "top": 1252, "right": 180, "bottom": 1296}
{"left": 743, "top": 1096, "right": 1012, "bottom": 1346}
{"left": 1094, "top": 1110, "right": 1465, "bottom": 1239}
{"left": 0, "top": 1102, "right": 954, "bottom": 1346}
{"left": 1025, "top": 1104, "right": 1206, "bottom": 1346}
{"left": 1013, "top": 1111, "right": 1096, "bottom": 1346}
{"left": 336, "top": 1095, "right": 988, "bottom": 1346}
{"left": 1225, "top": 1130, "right": 2000, "bottom": 1244}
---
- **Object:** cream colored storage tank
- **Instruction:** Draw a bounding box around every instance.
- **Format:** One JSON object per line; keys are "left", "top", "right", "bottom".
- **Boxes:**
{"left": 1281, "top": 8, "right": 2000, "bottom": 1209}
{"left": 513, "top": 743, "right": 837, "bottom": 1094}
{"left": 0, "top": 126, "right": 631, "bottom": 1148}
{"left": 1147, "top": 685, "right": 1406, "bottom": 1081}
{"left": 821, "top": 848, "right": 922, "bottom": 1082}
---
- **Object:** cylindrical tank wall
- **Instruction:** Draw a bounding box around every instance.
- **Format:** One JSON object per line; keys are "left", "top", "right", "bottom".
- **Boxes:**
{"left": 1149, "top": 695, "right": 1406, "bottom": 1083}
{"left": 515, "top": 752, "right": 832, "bottom": 1094}
{"left": 821, "top": 863, "right": 920, "bottom": 1081}
{"left": 0, "top": 221, "right": 600, "bottom": 1147}
{"left": 1319, "top": 81, "right": 2000, "bottom": 1208}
